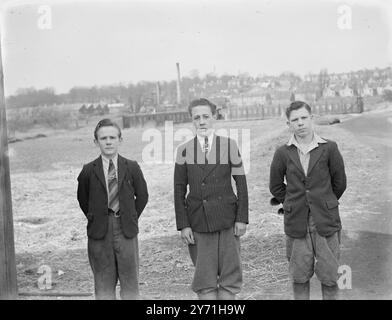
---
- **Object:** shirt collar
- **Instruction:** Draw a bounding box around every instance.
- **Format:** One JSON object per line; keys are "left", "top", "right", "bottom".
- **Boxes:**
{"left": 101, "top": 153, "right": 118, "bottom": 170}
{"left": 287, "top": 132, "right": 327, "bottom": 147}
{"left": 196, "top": 130, "right": 215, "bottom": 147}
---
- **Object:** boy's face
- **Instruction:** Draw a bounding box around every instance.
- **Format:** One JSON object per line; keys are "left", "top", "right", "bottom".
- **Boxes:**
{"left": 287, "top": 107, "right": 314, "bottom": 139}
{"left": 191, "top": 105, "right": 215, "bottom": 137}
{"left": 94, "top": 126, "right": 122, "bottom": 158}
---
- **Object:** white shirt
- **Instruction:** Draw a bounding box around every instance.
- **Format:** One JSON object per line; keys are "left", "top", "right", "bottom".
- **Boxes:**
{"left": 287, "top": 132, "right": 327, "bottom": 176}
{"left": 101, "top": 154, "right": 118, "bottom": 195}
{"left": 197, "top": 130, "right": 215, "bottom": 154}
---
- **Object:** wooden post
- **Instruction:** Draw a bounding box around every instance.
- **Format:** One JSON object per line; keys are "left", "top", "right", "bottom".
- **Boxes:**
{"left": 0, "top": 36, "right": 18, "bottom": 299}
{"left": 156, "top": 82, "right": 160, "bottom": 107}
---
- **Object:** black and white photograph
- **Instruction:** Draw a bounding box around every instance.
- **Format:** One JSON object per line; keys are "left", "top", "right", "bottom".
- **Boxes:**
{"left": 0, "top": 0, "right": 391, "bottom": 303}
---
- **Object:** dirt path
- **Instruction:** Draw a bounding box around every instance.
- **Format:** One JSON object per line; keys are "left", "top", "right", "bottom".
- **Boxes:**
{"left": 336, "top": 110, "right": 392, "bottom": 299}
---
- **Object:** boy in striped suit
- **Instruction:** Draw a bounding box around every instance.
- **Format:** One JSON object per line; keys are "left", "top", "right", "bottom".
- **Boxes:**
{"left": 174, "top": 99, "right": 249, "bottom": 300}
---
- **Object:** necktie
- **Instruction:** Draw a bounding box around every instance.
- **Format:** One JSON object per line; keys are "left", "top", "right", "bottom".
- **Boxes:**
{"left": 108, "top": 159, "right": 119, "bottom": 213}
{"left": 203, "top": 136, "right": 209, "bottom": 164}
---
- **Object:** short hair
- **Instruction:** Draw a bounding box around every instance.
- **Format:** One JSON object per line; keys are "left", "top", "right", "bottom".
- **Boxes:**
{"left": 285, "top": 101, "right": 312, "bottom": 119}
{"left": 94, "top": 118, "right": 122, "bottom": 140}
{"left": 188, "top": 98, "right": 217, "bottom": 116}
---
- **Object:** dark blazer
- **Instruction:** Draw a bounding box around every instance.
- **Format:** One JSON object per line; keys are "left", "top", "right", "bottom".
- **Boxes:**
{"left": 174, "top": 135, "right": 249, "bottom": 233}
{"left": 77, "top": 154, "right": 148, "bottom": 240}
{"left": 269, "top": 139, "right": 346, "bottom": 238}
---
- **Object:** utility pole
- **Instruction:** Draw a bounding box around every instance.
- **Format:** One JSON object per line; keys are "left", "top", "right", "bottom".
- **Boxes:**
{"left": 176, "top": 62, "right": 181, "bottom": 106}
{"left": 0, "top": 33, "right": 18, "bottom": 300}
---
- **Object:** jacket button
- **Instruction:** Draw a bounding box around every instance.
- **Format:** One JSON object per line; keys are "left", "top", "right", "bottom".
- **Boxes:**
{"left": 203, "top": 199, "right": 207, "bottom": 203}
{"left": 202, "top": 183, "right": 205, "bottom": 186}
{"left": 306, "top": 190, "right": 310, "bottom": 193}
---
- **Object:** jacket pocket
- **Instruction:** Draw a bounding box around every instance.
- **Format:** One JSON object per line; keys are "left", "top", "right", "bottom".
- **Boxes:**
{"left": 325, "top": 199, "right": 339, "bottom": 210}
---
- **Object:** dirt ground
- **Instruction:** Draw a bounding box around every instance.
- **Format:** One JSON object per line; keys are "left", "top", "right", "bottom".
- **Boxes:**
{"left": 8, "top": 108, "right": 390, "bottom": 299}
{"left": 335, "top": 109, "right": 392, "bottom": 300}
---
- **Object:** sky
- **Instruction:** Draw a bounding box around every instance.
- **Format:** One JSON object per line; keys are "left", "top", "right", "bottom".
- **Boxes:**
{"left": 0, "top": 0, "right": 391, "bottom": 96}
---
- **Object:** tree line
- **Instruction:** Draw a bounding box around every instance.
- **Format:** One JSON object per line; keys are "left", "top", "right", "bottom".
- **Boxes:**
{"left": 6, "top": 67, "right": 391, "bottom": 111}
{"left": 5, "top": 71, "right": 303, "bottom": 111}
{"left": 6, "top": 77, "right": 209, "bottom": 112}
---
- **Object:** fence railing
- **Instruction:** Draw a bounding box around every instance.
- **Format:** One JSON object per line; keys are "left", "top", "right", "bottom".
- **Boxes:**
{"left": 226, "top": 102, "right": 362, "bottom": 120}
{"left": 122, "top": 102, "right": 362, "bottom": 128}
{"left": 123, "top": 111, "right": 190, "bottom": 128}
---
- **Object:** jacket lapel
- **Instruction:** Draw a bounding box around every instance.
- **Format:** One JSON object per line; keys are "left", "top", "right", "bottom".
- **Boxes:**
{"left": 93, "top": 156, "right": 107, "bottom": 195}
{"left": 307, "top": 144, "right": 325, "bottom": 176}
{"left": 117, "top": 155, "right": 127, "bottom": 190}
{"left": 286, "top": 145, "right": 305, "bottom": 176}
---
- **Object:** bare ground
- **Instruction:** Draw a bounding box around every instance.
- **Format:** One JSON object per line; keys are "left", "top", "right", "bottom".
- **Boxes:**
{"left": 9, "top": 113, "right": 385, "bottom": 299}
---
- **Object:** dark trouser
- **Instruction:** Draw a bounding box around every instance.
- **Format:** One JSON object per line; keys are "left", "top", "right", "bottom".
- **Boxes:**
{"left": 88, "top": 214, "right": 139, "bottom": 300}
{"left": 188, "top": 227, "right": 242, "bottom": 300}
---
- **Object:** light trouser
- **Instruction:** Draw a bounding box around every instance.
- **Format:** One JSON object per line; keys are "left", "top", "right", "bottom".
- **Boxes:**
{"left": 286, "top": 215, "right": 340, "bottom": 299}
{"left": 286, "top": 215, "right": 340, "bottom": 285}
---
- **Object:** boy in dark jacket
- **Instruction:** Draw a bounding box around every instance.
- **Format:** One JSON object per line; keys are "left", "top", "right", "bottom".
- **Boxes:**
{"left": 269, "top": 101, "right": 346, "bottom": 300}
{"left": 77, "top": 119, "right": 148, "bottom": 299}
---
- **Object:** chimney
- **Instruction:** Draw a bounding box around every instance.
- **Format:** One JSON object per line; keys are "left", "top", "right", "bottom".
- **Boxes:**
{"left": 176, "top": 62, "right": 181, "bottom": 105}
{"left": 156, "top": 82, "right": 160, "bottom": 106}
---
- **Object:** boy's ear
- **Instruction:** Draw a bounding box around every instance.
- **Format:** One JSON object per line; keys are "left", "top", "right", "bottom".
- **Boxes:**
{"left": 93, "top": 139, "right": 98, "bottom": 146}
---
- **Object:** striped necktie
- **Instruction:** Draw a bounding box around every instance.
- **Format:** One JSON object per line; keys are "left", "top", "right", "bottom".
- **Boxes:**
{"left": 108, "top": 159, "right": 119, "bottom": 213}
{"left": 203, "top": 136, "right": 209, "bottom": 164}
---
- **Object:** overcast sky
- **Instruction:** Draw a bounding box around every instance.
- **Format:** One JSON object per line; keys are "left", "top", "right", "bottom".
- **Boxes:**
{"left": 0, "top": 0, "right": 391, "bottom": 96}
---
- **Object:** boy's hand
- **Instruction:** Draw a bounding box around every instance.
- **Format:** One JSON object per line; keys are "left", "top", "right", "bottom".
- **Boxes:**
{"left": 234, "top": 222, "right": 247, "bottom": 237}
{"left": 181, "top": 227, "right": 195, "bottom": 245}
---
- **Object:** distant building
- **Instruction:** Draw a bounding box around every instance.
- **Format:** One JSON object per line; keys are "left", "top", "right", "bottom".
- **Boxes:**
{"left": 323, "top": 86, "right": 336, "bottom": 98}
{"left": 294, "top": 92, "right": 317, "bottom": 102}
{"left": 338, "top": 85, "right": 354, "bottom": 97}
{"left": 376, "top": 87, "right": 385, "bottom": 95}
{"left": 359, "top": 84, "right": 374, "bottom": 97}
{"left": 230, "top": 93, "right": 266, "bottom": 107}
{"left": 107, "top": 103, "right": 125, "bottom": 108}
{"left": 276, "top": 80, "right": 291, "bottom": 92}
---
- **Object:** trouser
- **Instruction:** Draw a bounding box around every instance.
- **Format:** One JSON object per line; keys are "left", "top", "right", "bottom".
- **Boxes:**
{"left": 188, "top": 227, "right": 242, "bottom": 299}
{"left": 286, "top": 215, "right": 340, "bottom": 286}
{"left": 88, "top": 214, "right": 139, "bottom": 300}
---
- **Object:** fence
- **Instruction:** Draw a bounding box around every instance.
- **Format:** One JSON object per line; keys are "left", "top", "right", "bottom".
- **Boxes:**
{"left": 123, "top": 111, "right": 190, "bottom": 128}
{"left": 122, "top": 101, "right": 362, "bottom": 128}
{"left": 226, "top": 101, "right": 362, "bottom": 120}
